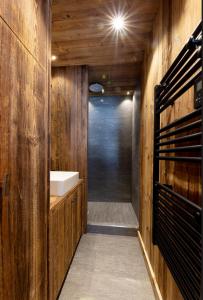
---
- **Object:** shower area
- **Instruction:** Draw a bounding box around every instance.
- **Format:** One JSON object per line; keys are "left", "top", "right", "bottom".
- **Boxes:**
{"left": 87, "top": 94, "right": 140, "bottom": 235}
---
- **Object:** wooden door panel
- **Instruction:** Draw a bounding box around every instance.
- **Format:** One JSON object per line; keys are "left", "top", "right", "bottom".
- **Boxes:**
{"left": 49, "top": 210, "right": 58, "bottom": 300}
{"left": 49, "top": 183, "right": 84, "bottom": 299}
{"left": 71, "top": 194, "right": 77, "bottom": 251}
{"left": 76, "top": 186, "right": 82, "bottom": 244}
{"left": 49, "top": 202, "right": 65, "bottom": 300}
{"left": 64, "top": 196, "right": 73, "bottom": 268}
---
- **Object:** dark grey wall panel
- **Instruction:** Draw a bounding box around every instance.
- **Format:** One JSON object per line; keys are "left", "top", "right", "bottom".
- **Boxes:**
{"left": 132, "top": 90, "right": 141, "bottom": 219}
{"left": 88, "top": 96, "right": 132, "bottom": 202}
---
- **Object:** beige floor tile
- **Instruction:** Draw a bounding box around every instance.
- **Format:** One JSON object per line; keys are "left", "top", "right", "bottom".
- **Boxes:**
{"left": 59, "top": 234, "right": 155, "bottom": 300}
{"left": 88, "top": 202, "right": 138, "bottom": 228}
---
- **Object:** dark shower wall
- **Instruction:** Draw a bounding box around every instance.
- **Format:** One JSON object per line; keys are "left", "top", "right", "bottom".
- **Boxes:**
{"left": 132, "top": 90, "right": 141, "bottom": 219}
{"left": 88, "top": 96, "right": 132, "bottom": 202}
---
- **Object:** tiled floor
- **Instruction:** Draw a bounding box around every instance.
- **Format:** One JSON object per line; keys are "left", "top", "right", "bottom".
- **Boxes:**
{"left": 59, "top": 233, "right": 155, "bottom": 300}
{"left": 88, "top": 202, "right": 139, "bottom": 228}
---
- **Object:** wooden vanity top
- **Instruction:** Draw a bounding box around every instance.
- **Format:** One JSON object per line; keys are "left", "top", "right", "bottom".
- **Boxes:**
{"left": 50, "top": 179, "right": 83, "bottom": 210}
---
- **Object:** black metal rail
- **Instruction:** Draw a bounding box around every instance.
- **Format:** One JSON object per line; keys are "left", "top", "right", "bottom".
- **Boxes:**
{"left": 152, "top": 22, "right": 202, "bottom": 300}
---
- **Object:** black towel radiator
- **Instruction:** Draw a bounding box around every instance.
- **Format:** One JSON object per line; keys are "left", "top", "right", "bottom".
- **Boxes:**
{"left": 153, "top": 22, "right": 202, "bottom": 300}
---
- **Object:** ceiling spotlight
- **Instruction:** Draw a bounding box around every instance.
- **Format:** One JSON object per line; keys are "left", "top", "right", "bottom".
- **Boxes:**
{"left": 126, "top": 91, "right": 130, "bottom": 95}
{"left": 51, "top": 55, "right": 57, "bottom": 61}
{"left": 112, "top": 15, "right": 125, "bottom": 31}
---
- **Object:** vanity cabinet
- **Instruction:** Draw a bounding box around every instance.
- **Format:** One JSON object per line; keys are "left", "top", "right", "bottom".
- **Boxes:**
{"left": 49, "top": 180, "right": 83, "bottom": 300}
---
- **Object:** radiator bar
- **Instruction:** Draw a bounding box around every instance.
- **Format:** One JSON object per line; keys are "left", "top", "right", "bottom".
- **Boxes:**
{"left": 153, "top": 22, "right": 202, "bottom": 300}
{"left": 158, "top": 191, "right": 201, "bottom": 234}
{"left": 157, "top": 50, "right": 201, "bottom": 103}
{"left": 157, "top": 145, "right": 202, "bottom": 153}
{"left": 156, "top": 108, "right": 201, "bottom": 134}
{"left": 156, "top": 183, "right": 202, "bottom": 211}
{"left": 156, "top": 156, "right": 201, "bottom": 162}
{"left": 158, "top": 199, "right": 201, "bottom": 253}
{"left": 156, "top": 132, "right": 201, "bottom": 146}
{"left": 158, "top": 59, "right": 201, "bottom": 107}
{"left": 158, "top": 215, "right": 201, "bottom": 287}
{"left": 157, "top": 71, "right": 201, "bottom": 114}
{"left": 158, "top": 234, "right": 200, "bottom": 300}
{"left": 160, "top": 22, "right": 202, "bottom": 86}
{"left": 158, "top": 226, "right": 200, "bottom": 299}
{"left": 156, "top": 120, "right": 202, "bottom": 140}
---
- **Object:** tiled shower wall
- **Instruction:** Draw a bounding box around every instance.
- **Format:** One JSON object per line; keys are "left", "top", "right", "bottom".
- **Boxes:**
{"left": 88, "top": 96, "right": 132, "bottom": 202}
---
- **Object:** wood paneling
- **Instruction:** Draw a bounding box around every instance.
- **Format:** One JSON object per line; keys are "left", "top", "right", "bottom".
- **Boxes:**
{"left": 51, "top": 0, "right": 159, "bottom": 67}
{"left": 76, "top": 184, "right": 82, "bottom": 243}
{"left": 49, "top": 200, "right": 66, "bottom": 300}
{"left": 51, "top": 66, "right": 88, "bottom": 232}
{"left": 0, "top": 1, "right": 50, "bottom": 299}
{"left": 51, "top": 66, "right": 88, "bottom": 177}
{"left": 49, "top": 181, "right": 83, "bottom": 300}
{"left": 89, "top": 64, "right": 140, "bottom": 96}
{"left": 52, "top": 0, "right": 159, "bottom": 96}
{"left": 139, "top": 1, "right": 201, "bottom": 299}
{"left": 0, "top": 0, "right": 49, "bottom": 68}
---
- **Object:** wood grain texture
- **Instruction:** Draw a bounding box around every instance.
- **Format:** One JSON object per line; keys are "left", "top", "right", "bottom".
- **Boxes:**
{"left": 139, "top": 1, "right": 201, "bottom": 299}
{"left": 89, "top": 64, "right": 140, "bottom": 96}
{"left": 51, "top": 0, "right": 159, "bottom": 96}
{"left": 49, "top": 200, "right": 66, "bottom": 300}
{"left": 51, "top": 66, "right": 88, "bottom": 178}
{"left": 0, "top": 0, "right": 50, "bottom": 68}
{"left": 0, "top": 1, "right": 50, "bottom": 299}
{"left": 49, "top": 181, "right": 83, "bottom": 300}
{"left": 51, "top": 66, "right": 88, "bottom": 234}
{"left": 51, "top": 0, "right": 159, "bottom": 67}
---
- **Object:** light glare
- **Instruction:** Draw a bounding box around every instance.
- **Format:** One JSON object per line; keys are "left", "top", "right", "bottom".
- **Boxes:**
{"left": 51, "top": 55, "right": 57, "bottom": 61}
{"left": 112, "top": 15, "right": 125, "bottom": 31}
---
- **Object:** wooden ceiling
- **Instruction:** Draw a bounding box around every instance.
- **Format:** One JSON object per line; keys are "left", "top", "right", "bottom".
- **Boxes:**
{"left": 89, "top": 64, "right": 141, "bottom": 96}
{"left": 52, "top": 0, "right": 159, "bottom": 95}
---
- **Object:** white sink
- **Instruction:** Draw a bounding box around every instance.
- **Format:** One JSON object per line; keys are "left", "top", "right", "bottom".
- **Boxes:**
{"left": 50, "top": 171, "right": 79, "bottom": 196}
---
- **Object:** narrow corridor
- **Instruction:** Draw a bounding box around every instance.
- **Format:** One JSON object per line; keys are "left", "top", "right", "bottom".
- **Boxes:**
{"left": 59, "top": 234, "right": 155, "bottom": 300}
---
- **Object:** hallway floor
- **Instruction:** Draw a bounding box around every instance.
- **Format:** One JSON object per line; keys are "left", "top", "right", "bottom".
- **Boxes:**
{"left": 88, "top": 202, "right": 139, "bottom": 228}
{"left": 59, "top": 233, "right": 155, "bottom": 300}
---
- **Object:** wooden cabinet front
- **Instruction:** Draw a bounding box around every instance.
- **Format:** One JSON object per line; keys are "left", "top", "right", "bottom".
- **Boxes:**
{"left": 76, "top": 185, "right": 82, "bottom": 244}
{"left": 49, "top": 182, "right": 83, "bottom": 300}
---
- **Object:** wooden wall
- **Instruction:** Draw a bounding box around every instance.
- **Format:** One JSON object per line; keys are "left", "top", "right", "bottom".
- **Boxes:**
{"left": 139, "top": 0, "right": 201, "bottom": 299}
{"left": 51, "top": 66, "right": 88, "bottom": 230}
{"left": 0, "top": 1, "right": 50, "bottom": 299}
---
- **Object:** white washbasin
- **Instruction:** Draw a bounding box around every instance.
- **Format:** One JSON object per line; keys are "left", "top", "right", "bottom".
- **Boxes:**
{"left": 50, "top": 171, "right": 79, "bottom": 196}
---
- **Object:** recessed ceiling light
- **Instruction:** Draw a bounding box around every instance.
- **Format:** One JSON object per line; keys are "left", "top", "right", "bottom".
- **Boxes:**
{"left": 126, "top": 91, "right": 130, "bottom": 95}
{"left": 112, "top": 15, "right": 125, "bottom": 31}
{"left": 51, "top": 55, "right": 57, "bottom": 61}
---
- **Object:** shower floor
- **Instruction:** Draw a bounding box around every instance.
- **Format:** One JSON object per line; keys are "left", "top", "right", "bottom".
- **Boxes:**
{"left": 88, "top": 202, "right": 139, "bottom": 229}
